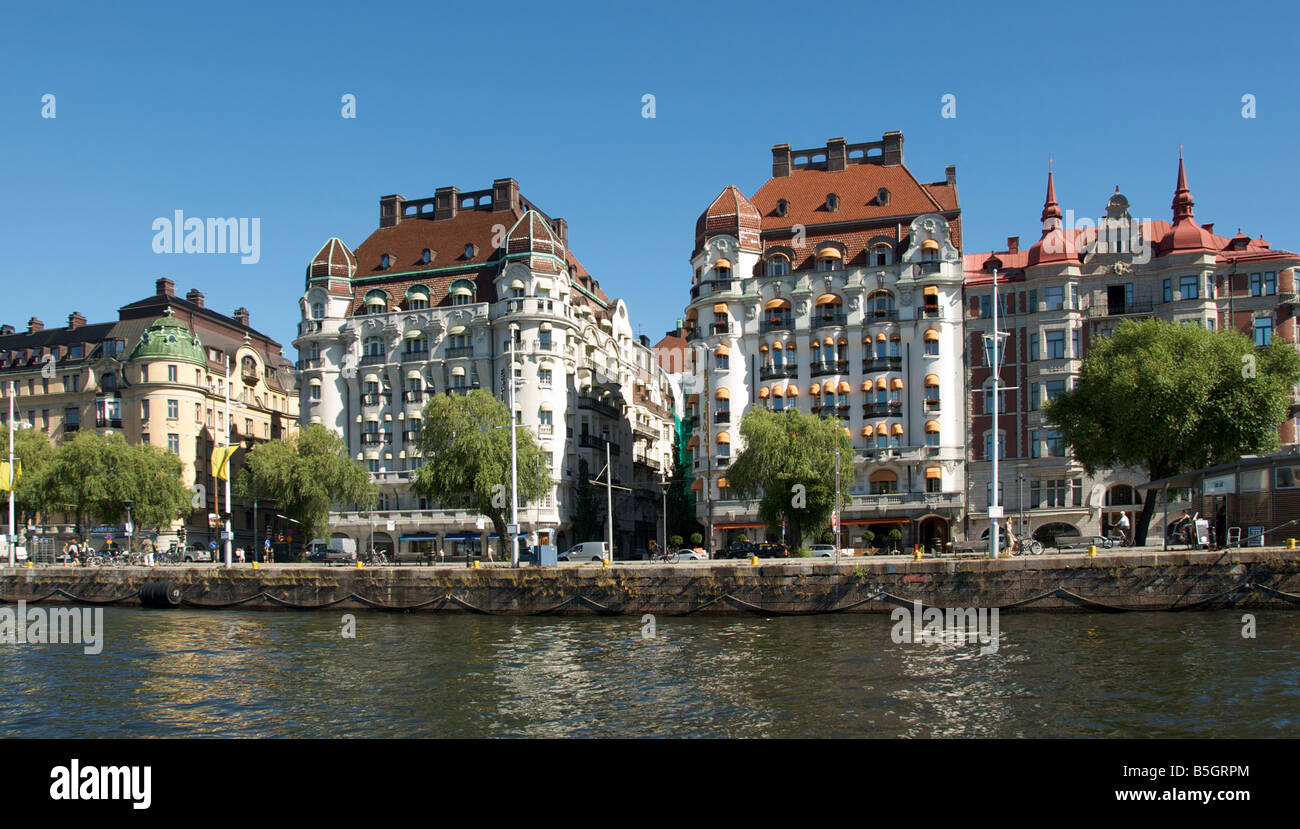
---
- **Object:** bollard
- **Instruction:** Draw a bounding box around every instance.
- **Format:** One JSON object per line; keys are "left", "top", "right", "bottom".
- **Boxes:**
{"left": 26, "top": 560, "right": 34, "bottom": 569}
{"left": 1088, "top": 545, "right": 1097, "bottom": 557}
{"left": 912, "top": 548, "right": 922, "bottom": 562}
{"left": 472, "top": 559, "right": 481, "bottom": 570}
{"left": 750, "top": 556, "right": 759, "bottom": 565}
{"left": 252, "top": 560, "right": 259, "bottom": 570}
{"left": 356, "top": 560, "right": 363, "bottom": 570}
{"left": 602, "top": 558, "right": 609, "bottom": 569}
{"left": 1288, "top": 538, "right": 1297, "bottom": 550}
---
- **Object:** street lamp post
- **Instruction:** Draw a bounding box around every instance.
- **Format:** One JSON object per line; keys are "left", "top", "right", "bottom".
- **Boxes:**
{"left": 508, "top": 325, "right": 520, "bottom": 567}
{"left": 223, "top": 355, "right": 233, "bottom": 569}
{"left": 982, "top": 268, "right": 1017, "bottom": 559}
{"left": 6, "top": 380, "right": 15, "bottom": 567}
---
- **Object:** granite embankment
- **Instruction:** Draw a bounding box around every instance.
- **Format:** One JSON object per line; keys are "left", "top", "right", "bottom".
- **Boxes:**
{"left": 5, "top": 548, "right": 1300, "bottom": 615}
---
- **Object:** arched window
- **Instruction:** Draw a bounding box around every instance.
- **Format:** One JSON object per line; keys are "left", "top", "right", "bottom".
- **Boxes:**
{"left": 868, "top": 290, "right": 895, "bottom": 318}
{"left": 816, "top": 248, "right": 843, "bottom": 272}
{"left": 920, "top": 239, "right": 940, "bottom": 262}
{"left": 766, "top": 254, "right": 790, "bottom": 277}
{"left": 101, "top": 372, "right": 117, "bottom": 390}
{"left": 869, "top": 469, "right": 898, "bottom": 495}
{"left": 364, "top": 337, "right": 384, "bottom": 358}
{"left": 406, "top": 285, "right": 430, "bottom": 310}
{"left": 923, "top": 329, "right": 940, "bottom": 356}
{"left": 449, "top": 279, "right": 475, "bottom": 306}
{"left": 814, "top": 293, "right": 843, "bottom": 323}
{"left": 311, "top": 302, "right": 325, "bottom": 319}
{"left": 871, "top": 244, "right": 893, "bottom": 267}
{"left": 364, "top": 289, "right": 388, "bottom": 314}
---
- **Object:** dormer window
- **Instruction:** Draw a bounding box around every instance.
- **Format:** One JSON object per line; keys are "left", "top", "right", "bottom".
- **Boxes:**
{"left": 714, "top": 258, "right": 732, "bottom": 279}
{"left": 380, "top": 254, "right": 391, "bottom": 269}
{"left": 877, "top": 187, "right": 890, "bottom": 205}
{"left": 421, "top": 248, "right": 432, "bottom": 265}
{"left": 766, "top": 254, "right": 790, "bottom": 277}
{"left": 871, "top": 244, "right": 893, "bottom": 267}
{"left": 464, "top": 243, "right": 476, "bottom": 259}
{"left": 826, "top": 193, "right": 839, "bottom": 212}
{"left": 775, "top": 199, "right": 789, "bottom": 217}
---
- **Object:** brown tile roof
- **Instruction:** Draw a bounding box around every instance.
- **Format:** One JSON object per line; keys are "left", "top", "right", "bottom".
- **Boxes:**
{"left": 752, "top": 163, "right": 950, "bottom": 231}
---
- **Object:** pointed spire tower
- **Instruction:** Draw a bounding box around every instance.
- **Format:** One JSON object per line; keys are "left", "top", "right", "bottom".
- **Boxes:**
{"left": 1027, "top": 161, "right": 1077, "bottom": 266}
{"left": 1158, "top": 147, "right": 1215, "bottom": 255}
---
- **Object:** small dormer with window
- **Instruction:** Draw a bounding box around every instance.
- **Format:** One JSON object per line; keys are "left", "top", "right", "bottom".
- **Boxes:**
{"left": 421, "top": 248, "right": 433, "bottom": 265}
{"left": 775, "top": 198, "right": 789, "bottom": 217}
{"left": 825, "top": 193, "right": 839, "bottom": 212}
{"left": 380, "top": 253, "right": 391, "bottom": 270}
{"left": 364, "top": 289, "right": 389, "bottom": 315}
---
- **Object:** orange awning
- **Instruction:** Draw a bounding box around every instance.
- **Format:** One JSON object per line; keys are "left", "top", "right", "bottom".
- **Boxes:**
{"left": 892, "top": 423, "right": 904, "bottom": 435}
{"left": 869, "top": 469, "right": 898, "bottom": 483}
{"left": 925, "top": 420, "right": 941, "bottom": 433}
{"left": 785, "top": 385, "right": 799, "bottom": 397}
{"left": 715, "top": 388, "right": 729, "bottom": 400}
{"left": 712, "top": 303, "right": 728, "bottom": 313}
{"left": 757, "top": 387, "right": 770, "bottom": 399}
{"left": 817, "top": 248, "right": 843, "bottom": 260}
{"left": 891, "top": 378, "right": 904, "bottom": 390}
{"left": 815, "top": 293, "right": 841, "bottom": 306}
{"left": 876, "top": 423, "right": 889, "bottom": 435}
{"left": 876, "top": 377, "right": 888, "bottom": 389}
{"left": 714, "top": 258, "right": 732, "bottom": 269}
{"left": 717, "top": 477, "right": 730, "bottom": 488}
{"left": 764, "top": 298, "right": 790, "bottom": 310}
{"left": 715, "top": 345, "right": 730, "bottom": 357}
{"left": 837, "top": 381, "right": 851, "bottom": 393}
{"left": 924, "top": 329, "right": 940, "bottom": 342}
{"left": 691, "top": 478, "right": 703, "bottom": 492}
{"left": 926, "top": 467, "right": 942, "bottom": 479}
{"left": 924, "top": 374, "right": 940, "bottom": 386}
{"left": 716, "top": 431, "right": 731, "bottom": 444}
{"left": 809, "top": 383, "right": 821, "bottom": 395}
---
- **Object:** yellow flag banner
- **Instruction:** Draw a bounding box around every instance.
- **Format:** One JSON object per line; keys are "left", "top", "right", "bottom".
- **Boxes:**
{"left": 0, "top": 460, "right": 20, "bottom": 491}
{"left": 210, "top": 445, "right": 238, "bottom": 480}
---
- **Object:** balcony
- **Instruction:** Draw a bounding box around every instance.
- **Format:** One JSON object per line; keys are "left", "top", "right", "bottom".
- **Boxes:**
{"left": 578, "top": 397, "right": 621, "bottom": 419}
{"left": 709, "top": 322, "right": 731, "bottom": 336}
{"left": 924, "top": 398, "right": 941, "bottom": 412}
{"left": 400, "top": 349, "right": 429, "bottom": 363}
{"left": 863, "top": 356, "right": 902, "bottom": 373}
{"left": 538, "top": 423, "right": 554, "bottom": 436}
{"left": 360, "top": 393, "right": 390, "bottom": 406}
{"left": 916, "top": 261, "right": 943, "bottom": 275}
{"left": 812, "top": 312, "right": 847, "bottom": 329}
{"left": 1087, "top": 300, "right": 1155, "bottom": 319}
{"left": 446, "top": 386, "right": 478, "bottom": 396}
{"left": 867, "top": 309, "right": 899, "bottom": 322}
{"left": 402, "top": 430, "right": 421, "bottom": 442}
{"left": 299, "top": 320, "right": 324, "bottom": 335}
{"left": 810, "top": 360, "right": 848, "bottom": 378}
{"left": 634, "top": 455, "right": 661, "bottom": 472}
{"left": 863, "top": 402, "right": 903, "bottom": 418}
{"left": 445, "top": 346, "right": 475, "bottom": 358}
{"left": 847, "top": 491, "right": 962, "bottom": 510}
{"left": 95, "top": 418, "right": 123, "bottom": 429}
{"left": 632, "top": 421, "right": 656, "bottom": 439}
{"left": 760, "top": 364, "right": 798, "bottom": 381}
{"left": 360, "top": 432, "right": 393, "bottom": 446}
{"left": 690, "top": 280, "right": 738, "bottom": 300}
{"left": 296, "top": 358, "right": 323, "bottom": 370}
{"left": 579, "top": 434, "right": 621, "bottom": 455}
{"left": 921, "top": 306, "right": 942, "bottom": 318}
{"left": 63, "top": 422, "right": 80, "bottom": 433}
{"left": 714, "top": 411, "right": 730, "bottom": 424}
{"left": 1033, "top": 358, "right": 1081, "bottom": 375}
{"left": 359, "top": 353, "right": 386, "bottom": 366}
{"left": 760, "top": 316, "right": 795, "bottom": 333}
{"left": 404, "top": 390, "right": 426, "bottom": 404}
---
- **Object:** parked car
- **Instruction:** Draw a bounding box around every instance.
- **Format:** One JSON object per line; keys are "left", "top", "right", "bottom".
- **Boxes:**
{"left": 721, "top": 541, "right": 759, "bottom": 559}
{"left": 757, "top": 542, "right": 791, "bottom": 558}
{"left": 559, "top": 541, "right": 609, "bottom": 562}
{"left": 808, "top": 544, "right": 839, "bottom": 557}
{"left": 306, "top": 537, "right": 358, "bottom": 564}
{"left": 182, "top": 544, "right": 213, "bottom": 563}
{"left": 1053, "top": 535, "right": 1112, "bottom": 551}
{"left": 672, "top": 548, "right": 708, "bottom": 562}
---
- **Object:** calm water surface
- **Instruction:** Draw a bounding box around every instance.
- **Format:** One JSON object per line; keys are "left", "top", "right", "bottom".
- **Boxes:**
{"left": 2, "top": 608, "right": 1298, "bottom": 738}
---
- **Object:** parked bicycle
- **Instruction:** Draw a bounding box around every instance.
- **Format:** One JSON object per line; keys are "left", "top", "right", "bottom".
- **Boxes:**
{"left": 1010, "top": 536, "right": 1044, "bottom": 556}
{"left": 362, "top": 548, "right": 389, "bottom": 565}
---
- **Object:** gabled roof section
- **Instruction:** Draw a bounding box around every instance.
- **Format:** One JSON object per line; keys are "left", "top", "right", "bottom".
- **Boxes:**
{"left": 307, "top": 237, "right": 357, "bottom": 281}
{"left": 751, "top": 163, "right": 948, "bottom": 231}
{"left": 505, "top": 210, "right": 566, "bottom": 272}
{"left": 695, "top": 185, "right": 762, "bottom": 253}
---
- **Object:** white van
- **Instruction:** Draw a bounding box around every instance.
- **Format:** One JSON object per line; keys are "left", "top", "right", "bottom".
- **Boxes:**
{"left": 307, "top": 537, "right": 358, "bottom": 563}
{"left": 559, "top": 541, "right": 609, "bottom": 562}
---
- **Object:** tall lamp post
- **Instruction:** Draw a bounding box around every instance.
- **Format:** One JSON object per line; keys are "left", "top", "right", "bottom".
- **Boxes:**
{"left": 982, "top": 268, "right": 1016, "bottom": 559}
{"left": 508, "top": 324, "right": 521, "bottom": 567}
{"left": 6, "top": 380, "right": 15, "bottom": 567}
{"left": 223, "top": 355, "right": 233, "bottom": 569}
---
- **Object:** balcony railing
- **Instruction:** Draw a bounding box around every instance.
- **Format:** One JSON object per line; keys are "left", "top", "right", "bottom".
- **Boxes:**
{"left": 867, "top": 309, "right": 899, "bottom": 321}
{"left": 64, "top": 422, "right": 80, "bottom": 433}
{"left": 848, "top": 491, "right": 962, "bottom": 509}
{"left": 714, "top": 411, "right": 730, "bottom": 424}
{"left": 296, "top": 358, "right": 323, "bottom": 370}
{"left": 95, "top": 418, "right": 123, "bottom": 429}
{"left": 924, "top": 398, "right": 941, "bottom": 412}
{"left": 633, "top": 456, "right": 661, "bottom": 472}
{"left": 579, "top": 434, "right": 621, "bottom": 455}
{"left": 402, "top": 430, "right": 421, "bottom": 442}
{"left": 404, "top": 391, "right": 426, "bottom": 404}
{"left": 1088, "top": 300, "right": 1156, "bottom": 318}
{"left": 760, "top": 364, "right": 798, "bottom": 380}
{"left": 916, "top": 261, "right": 943, "bottom": 275}
{"left": 812, "top": 312, "right": 847, "bottom": 329}
{"left": 578, "top": 397, "right": 621, "bottom": 419}
{"left": 690, "top": 280, "right": 737, "bottom": 300}
{"left": 709, "top": 322, "right": 731, "bottom": 336}
{"left": 810, "top": 360, "right": 848, "bottom": 377}
{"left": 359, "top": 353, "right": 386, "bottom": 366}
{"left": 760, "top": 317, "right": 794, "bottom": 333}
{"left": 445, "top": 346, "right": 475, "bottom": 358}
{"left": 401, "top": 349, "right": 429, "bottom": 363}
{"left": 863, "top": 402, "right": 903, "bottom": 418}
{"left": 446, "top": 386, "right": 477, "bottom": 396}
{"left": 299, "top": 320, "right": 324, "bottom": 335}
{"left": 360, "top": 432, "right": 392, "bottom": 445}
{"left": 538, "top": 423, "right": 554, "bottom": 436}
{"left": 863, "top": 356, "right": 902, "bottom": 373}
{"left": 360, "top": 393, "right": 390, "bottom": 406}
{"left": 921, "top": 306, "right": 942, "bottom": 318}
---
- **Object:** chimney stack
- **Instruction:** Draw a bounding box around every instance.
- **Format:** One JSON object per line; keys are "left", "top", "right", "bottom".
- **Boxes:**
{"left": 67, "top": 312, "right": 86, "bottom": 329}
{"left": 826, "top": 137, "right": 848, "bottom": 172}
{"left": 233, "top": 307, "right": 249, "bottom": 328}
{"left": 379, "top": 194, "right": 405, "bottom": 228}
{"left": 771, "top": 144, "right": 792, "bottom": 178}
{"left": 880, "top": 131, "right": 904, "bottom": 166}
{"left": 0, "top": 325, "right": 13, "bottom": 337}
{"left": 434, "top": 186, "right": 459, "bottom": 220}
{"left": 156, "top": 277, "right": 175, "bottom": 297}
{"left": 946, "top": 165, "right": 957, "bottom": 186}
{"left": 186, "top": 289, "right": 205, "bottom": 308}
{"left": 492, "top": 178, "right": 521, "bottom": 213}
{"left": 27, "top": 317, "right": 44, "bottom": 334}
{"left": 1007, "top": 236, "right": 1019, "bottom": 253}
{"left": 551, "top": 217, "right": 569, "bottom": 249}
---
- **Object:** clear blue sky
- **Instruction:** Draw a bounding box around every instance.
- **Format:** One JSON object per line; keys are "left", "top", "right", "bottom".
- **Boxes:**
{"left": 3, "top": 0, "right": 1296, "bottom": 350}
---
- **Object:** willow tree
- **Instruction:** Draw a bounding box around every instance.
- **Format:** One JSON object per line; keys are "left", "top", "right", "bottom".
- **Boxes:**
{"left": 411, "top": 390, "right": 548, "bottom": 561}
{"left": 725, "top": 407, "right": 847, "bottom": 550}
{"left": 238, "top": 423, "right": 375, "bottom": 543}
{"left": 1046, "top": 318, "right": 1300, "bottom": 544}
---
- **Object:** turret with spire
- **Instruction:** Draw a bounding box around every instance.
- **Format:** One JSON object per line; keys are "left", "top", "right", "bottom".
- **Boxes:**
{"left": 1027, "top": 162, "right": 1078, "bottom": 267}
{"left": 1157, "top": 148, "right": 1215, "bottom": 255}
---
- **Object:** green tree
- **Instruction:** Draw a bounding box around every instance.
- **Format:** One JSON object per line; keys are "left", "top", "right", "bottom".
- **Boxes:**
{"left": 41, "top": 432, "right": 189, "bottom": 540}
{"left": 665, "top": 426, "right": 703, "bottom": 543}
{"left": 238, "top": 423, "right": 375, "bottom": 543}
{"left": 411, "top": 390, "right": 547, "bottom": 561}
{"left": 725, "top": 408, "right": 846, "bottom": 550}
{"left": 0, "top": 427, "right": 56, "bottom": 527}
{"left": 1046, "top": 319, "right": 1300, "bottom": 544}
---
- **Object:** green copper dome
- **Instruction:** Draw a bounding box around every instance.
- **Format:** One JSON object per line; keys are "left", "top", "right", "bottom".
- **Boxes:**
{"left": 127, "top": 308, "right": 205, "bottom": 366}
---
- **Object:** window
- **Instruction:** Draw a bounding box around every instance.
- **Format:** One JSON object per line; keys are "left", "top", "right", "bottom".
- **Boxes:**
{"left": 539, "top": 368, "right": 553, "bottom": 386}
{"left": 979, "top": 295, "right": 991, "bottom": 319}
{"left": 766, "top": 255, "right": 790, "bottom": 277}
{"left": 309, "top": 383, "right": 321, "bottom": 402}
{"left": 986, "top": 482, "right": 1005, "bottom": 509}
{"left": 1044, "top": 479, "right": 1068, "bottom": 508}
{"left": 167, "top": 365, "right": 178, "bottom": 382}
{"left": 984, "top": 431, "right": 1004, "bottom": 460}
{"left": 983, "top": 385, "right": 1004, "bottom": 414}
{"left": 367, "top": 460, "right": 380, "bottom": 474}
{"left": 1031, "top": 429, "right": 1041, "bottom": 459}
{"left": 1030, "top": 481, "right": 1041, "bottom": 507}
{"left": 1029, "top": 333, "right": 1039, "bottom": 362}
{"left": 380, "top": 254, "right": 390, "bottom": 269}
{"left": 141, "top": 433, "right": 150, "bottom": 445}
{"left": 1071, "top": 329, "right": 1080, "bottom": 358}
{"left": 1046, "top": 330, "right": 1065, "bottom": 359}
{"left": 41, "top": 409, "right": 49, "bottom": 429}
{"left": 816, "top": 256, "right": 841, "bottom": 272}
{"left": 539, "top": 409, "right": 553, "bottom": 427}
{"left": 1255, "top": 316, "right": 1274, "bottom": 347}
{"left": 1072, "top": 479, "right": 1083, "bottom": 507}
{"left": 167, "top": 399, "right": 178, "bottom": 419}
{"left": 1163, "top": 279, "right": 1172, "bottom": 303}
{"left": 41, "top": 378, "right": 48, "bottom": 394}
{"left": 826, "top": 193, "right": 839, "bottom": 211}
{"left": 421, "top": 248, "right": 431, "bottom": 265}
{"left": 65, "top": 407, "right": 79, "bottom": 427}
{"left": 245, "top": 418, "right": 253, "bottom": 436}
{"left": 872, "top": 245, "right": 892, "bottom": 267}
{"left": 68, "top": 344, "right": 83, "bottom": 359}
{"left": 1179, "top": 274, "right": 1199, "bottom": 300}
{"left": 311, "top": 302, "right": 324, "bottom": 319}
{"left": 1044, "top": 379, "right": 1066, "bottom": 405}
{"left": 1266, "top": 272, "right": 1277, "bottom": 295}
{"left": 924, "top": 338, "right": 938, "bottom": 356}
{"left": 195, "top": 403, "right": 201, "bottom": 422}
{"left": 141, "top": 400, "right": 150, "bottom": 419}
{"left": 167, "top": 433, "right": 180, "bottom": 454}
{"left": 715, "top": 351, "right": 729, "bottom": 370}
{"left": 1028, "top": 289, "right": 1038, "bottom": 313}
{"left": 775, "top": 199, "right": 788, "bottom": 217}
{"left": 1045, "top": 286, "right": 1064, "bottom": 310}
{"left": 1045, "top": 429, "right": 1065, "bottom": 457}
{"left": 1250, "top": 273, "right": 1262, "bottom": 296}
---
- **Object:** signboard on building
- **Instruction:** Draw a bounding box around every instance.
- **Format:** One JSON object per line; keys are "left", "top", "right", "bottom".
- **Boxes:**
{"left": 1204, "top": 474, "right": 1236, "bottom": 495}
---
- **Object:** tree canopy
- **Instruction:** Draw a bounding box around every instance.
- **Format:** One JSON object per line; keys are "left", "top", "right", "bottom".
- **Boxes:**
{"left": 238, "top": 423, "right": 375, "bottom": 542}
{"left": 724, "top": 407, "right": 848, "bottom": 549}
{"left": 0, "top": 426, "right": 57, "bottom": 523}
{"left": 411, "top": 390, "right": 548, "bottom": 560}
{"left": 40, "top": 431, "right": 191, "bottom": 534}
{"left": 1045, "top": 318, "right": 1300, "bottom": 543}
